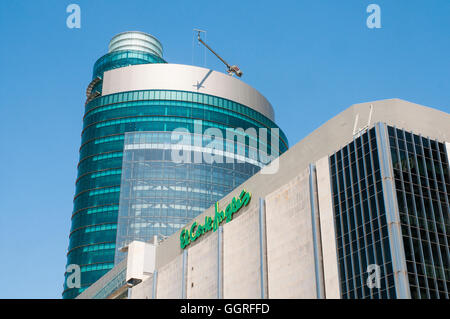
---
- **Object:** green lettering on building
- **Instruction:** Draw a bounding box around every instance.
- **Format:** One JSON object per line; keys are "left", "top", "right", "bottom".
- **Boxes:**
{"left": 180, "top": 189, "right": 252, "bottom": 249}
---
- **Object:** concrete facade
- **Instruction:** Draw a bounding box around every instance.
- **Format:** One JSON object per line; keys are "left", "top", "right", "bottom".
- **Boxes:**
{"left": 223, "top": 204, "right": 262, "bottom": 298}
{"left": 186, "top": 232, "right": 219, "bottom": 299}
{"left": 77, "top": 99, "right": 450, "bottom": 299}
{"left": 265, "top": 168, "right": 318, "bottom": 298}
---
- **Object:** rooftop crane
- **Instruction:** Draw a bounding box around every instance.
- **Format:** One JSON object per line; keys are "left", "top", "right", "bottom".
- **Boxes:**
{"left": 196, "top": 30, "right": 243, "bottom": 77}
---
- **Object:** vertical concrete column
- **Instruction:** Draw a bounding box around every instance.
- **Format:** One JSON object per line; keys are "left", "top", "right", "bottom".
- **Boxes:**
{"left": 181, "top": 249, "right": 188, "bottom": 299}
{"left": 445, "top": 142, "right": 450, "bottom": 166}
{"left": 259, "top": 198, "right": 268, "bottom": 298}
{"left": 152, "top": 270, "right": 158, "bottom": 299}
{"left": 309, "top": 164, "right": 325, "bottom": 298}
{"left": 316, "top": 156, "right": 341, "bottom": 298}
{"left": 217, "top": 226, "right": 223, "bottom": 299}
{"left": 375, "top": 122, "right": 411, "bottom": 299}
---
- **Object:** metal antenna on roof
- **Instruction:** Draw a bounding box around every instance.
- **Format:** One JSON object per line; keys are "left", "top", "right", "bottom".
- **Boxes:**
{"left": 193, "top": 28, "right": 207, "bottom": 67}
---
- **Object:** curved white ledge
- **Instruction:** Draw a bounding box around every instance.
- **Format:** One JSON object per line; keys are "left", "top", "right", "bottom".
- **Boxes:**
{"left": 102, "top": 63, "right": 275, "bottom": 121}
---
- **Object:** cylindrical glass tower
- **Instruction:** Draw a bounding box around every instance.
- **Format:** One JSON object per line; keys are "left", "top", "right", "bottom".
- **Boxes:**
{"left": 63, "top": 31, "right": 288, "bottom": 299}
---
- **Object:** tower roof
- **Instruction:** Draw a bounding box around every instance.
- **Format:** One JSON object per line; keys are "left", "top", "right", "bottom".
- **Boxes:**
{"left": 108, "top": 31, "right": 163, "bottom": 58}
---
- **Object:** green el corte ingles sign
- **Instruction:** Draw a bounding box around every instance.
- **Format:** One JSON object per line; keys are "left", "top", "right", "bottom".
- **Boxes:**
{"left": 180, "top": 189, "right": 251, "bottom": 249}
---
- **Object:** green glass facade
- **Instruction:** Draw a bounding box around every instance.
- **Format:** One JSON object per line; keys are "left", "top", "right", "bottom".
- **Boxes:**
{"left": 63, "top": 36, "right": 288, "bottom": 298}
{"left": 114, "top": 131, "right": 267, "bottom": 263}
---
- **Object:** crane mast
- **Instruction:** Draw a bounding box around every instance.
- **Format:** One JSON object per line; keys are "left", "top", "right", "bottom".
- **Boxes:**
{"left": 196, "top": 30, "right": 243, "bottom": 78}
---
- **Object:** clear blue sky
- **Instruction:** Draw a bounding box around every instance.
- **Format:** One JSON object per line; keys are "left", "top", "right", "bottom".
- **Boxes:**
{"left": 0, "top": 0, "right": 448, "bottom": 298}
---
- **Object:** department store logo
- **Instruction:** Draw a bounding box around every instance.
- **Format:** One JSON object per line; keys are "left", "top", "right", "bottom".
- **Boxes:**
{"left": 170, "top": 120, "right": 281, "bottom": 174}
{"left": 180, "top": 189, "right": 251, "bottom": 249}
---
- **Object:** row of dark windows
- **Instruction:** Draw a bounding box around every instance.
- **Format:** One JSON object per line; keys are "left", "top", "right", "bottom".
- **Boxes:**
{"left": 388, "top": 126, "right": 450, "bottom": 299}
{"left": 330, "top": 127, "right": 396, "bottom": 299}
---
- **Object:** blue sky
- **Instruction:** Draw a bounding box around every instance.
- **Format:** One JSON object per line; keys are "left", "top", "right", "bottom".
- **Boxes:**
{"left": 0, "top": 0, "right": 448, "bottom": 298}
